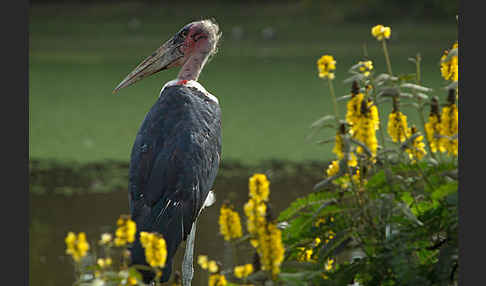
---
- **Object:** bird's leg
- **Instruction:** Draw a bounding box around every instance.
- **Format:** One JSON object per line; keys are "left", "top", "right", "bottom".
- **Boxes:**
{"left": 182, "top": 217, "right": 198, "bottom": 286}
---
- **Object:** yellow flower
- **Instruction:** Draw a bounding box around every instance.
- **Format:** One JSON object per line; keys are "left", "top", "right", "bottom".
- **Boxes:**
{"left": 440, "top": 103, "right": 458, "bottom": 156}
{"left": 352, "top": 169, "right": 365, "bottom": 186}
{"left": 315, "top": 217, "right": 326, "bottom": 226}
{"left": 332, "top": 133, "right": 344, "bottom": 159}
{"left": 249, "top": 174, "right": 270, "bottom": 202}
{"left": 198, "top": 255, "right": 209, "bottom": 270}
{"left": 324, "top": 258, "right": 335, "bottom": 271}
{"left": 114, "top": 215, "right": 136, "bottom": 246}
{"left": 65, "top": 232, "right": 90, "bottom": 262}
{"left": 297, "top": 247, "right": 314, "bottom": 262}
{"left": 139, "top": 232, "right": 167, "bottom": 268}
{"left": 405, "top": 126, "right": 427, "bottom": 163}
{"left": 352, "top": 99, "right": 379, "bottom": 156}
{"left": 257, "top": 222, "right": 285, "bottom": 278}
{"left": 348, "top": 152, "right": 358, "bottom": 167}
{"left": 99, "top": 233, "right": 112, "bottom": 245}
{"left": 234, "top": 264, "right": 254, "bottom": 279}
{"left": 346, "top": 92, "right": 365, "bottom": 131}
{"left": 326, "top": 160, "right": 339, "bottom": 177}
{"left": 208, "top": 260, "right": 219, "bottom": 273}
{"left": 425, "top": 99, "right": 444, "bottom": 153}
{"left": 244, "top": 198, "right": 267, "bottom": 236}
{"left": 387, "top": 110, "right": 410, "bottom": 143}
{"left": 209, "top": 274, "right": 227, "bottom": 286}
{"left": 219, "top": 203, "right": 243, "bottom": 241}
{"left": 440, "top": 42, "right": 459, "bottom": 82}
{"left": 97, "top": 257, "right": 112, "bottom": 268}
{"left": 371, "top": 24, "right": 391, "bottom": 41}
{"left": 317, "top": 55, "right": 336, "bottom": 79}
{"left": 127, "top": 276, "right": 138, "bottom": 285}
{"left": 359, "top": 60, "right": 373, "bottom": 77}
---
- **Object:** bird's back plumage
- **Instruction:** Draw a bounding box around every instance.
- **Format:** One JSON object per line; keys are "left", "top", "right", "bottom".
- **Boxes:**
{"left": 128, "top": 85, "right": 221, "bottom": 282}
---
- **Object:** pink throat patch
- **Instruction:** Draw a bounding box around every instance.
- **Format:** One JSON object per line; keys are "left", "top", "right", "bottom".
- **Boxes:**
{"left": 177, "top": 80, "right": 188, "bottom": 85}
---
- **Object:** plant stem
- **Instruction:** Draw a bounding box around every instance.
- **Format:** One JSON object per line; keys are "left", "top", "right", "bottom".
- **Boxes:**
{"left": 382, "top": 40, "right": 393, "bottom": 76}
{"left": 413, "top": 53, "right": 437, "bottom": 160}
{"left": 328, "top": 77, "right": 340, "bottom": 122}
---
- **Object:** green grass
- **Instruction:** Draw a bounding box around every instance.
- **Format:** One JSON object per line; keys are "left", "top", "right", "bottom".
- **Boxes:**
{"left": 29, "top": 3, "right": 457, "bottom": 165}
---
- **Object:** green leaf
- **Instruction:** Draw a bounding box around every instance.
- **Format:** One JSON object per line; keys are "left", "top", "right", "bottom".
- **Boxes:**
{"left": 445, "top": 81, "right": 458, "bottom": 90}
{"left": 397, "top": 73, "right": 417, "bottom": 82}
{"left": 445, "top": 192, "right": 458, "bottom": 206}
{"left": 400, "top": 83, "right": 433, "bottom": 93}
{"left": 430, "top": 182, "right": 458, "bottom": 201}
{"left": 278, "top": 191, "right": 339, "bottom": 222}
{"left": 433, "top": 242, "right": 458, "bottom": 285}
{"left": 279, "top": 271, "right": 323, "bottom": 286}
{"left": 343, "top": 73, "right": 364, "bottom": 84}
{"left": 311, "top": 115, "right": 336, "bottom": 128}
{"left": 317, "top": 230, "right": 352, "bottom": 263}
{"left": 400, "top": 192, "right": 413, "bottom": 206}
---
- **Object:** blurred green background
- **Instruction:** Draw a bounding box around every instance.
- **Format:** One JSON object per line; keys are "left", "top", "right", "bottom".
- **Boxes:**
{"left": 29, "top": 0, "right": 458, "bottom": 165}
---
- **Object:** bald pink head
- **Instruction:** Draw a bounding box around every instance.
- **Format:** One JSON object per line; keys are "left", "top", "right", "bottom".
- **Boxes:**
{"left": 113, "top": 19, "right": 221, "bottom": 93}
{"left": 176, "top": 20, "right": 221, "bottom": 81}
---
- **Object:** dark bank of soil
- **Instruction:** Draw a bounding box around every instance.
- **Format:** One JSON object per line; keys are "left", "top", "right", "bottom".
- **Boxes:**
{"left": 29, "top": 159, "right": 330, "bottom": 196}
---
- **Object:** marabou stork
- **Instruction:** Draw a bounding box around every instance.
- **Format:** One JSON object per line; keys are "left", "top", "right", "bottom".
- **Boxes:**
{"left": 113, "top": 19, "right": 222, "bottom": 285}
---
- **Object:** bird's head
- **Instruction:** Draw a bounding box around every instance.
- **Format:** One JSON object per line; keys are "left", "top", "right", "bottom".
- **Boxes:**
{"left": 113, "top": 19, "right": 221, "bottom": 94}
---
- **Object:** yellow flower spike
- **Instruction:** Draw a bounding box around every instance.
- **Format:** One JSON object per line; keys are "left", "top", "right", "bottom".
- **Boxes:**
{"left": 387, "top": 110, "right": 410, "bottom": 143}
{"left": 197, "top": 255, "right": 209, "bottom": 269}
{"left": 114, "top": 215, "right": 137, "bottom": 247}
{"left": 405, "top": 126, "right": 427, "bottom": 163}
{"left": 351, "top": 99, "right": 380, "bottom": 157}
{"left": 257, "top": 222, "right": 285, "bottom": 278}
{"left": 219, "top": 203, "right": 243, "bottom": 241}
{"left": 332, "top": 133, "right": 344, "bottom": 159}
{"left": 65, "top": 232, "right": 90, "bottom": 262}
{"left": 425, "top": 98, "right": 444, "bottom": 154}
{"left": 326, "top": 160, "right": 340, "bottom": 177}
{"left": 244, "top": 198, "right": 267, "bottom": 237}
{"left": 315, "top": 217, "right": 326, "bottom": 227}
{"left": 371, "top": 24, "right": 392, "bottom": 41}
{"left": 346, "top": 93, "right": 364, "bottom": 130}
{"left": 440, "top": 92, "right": 458, "bottom": 156}
{"left": 99, "top": 233, "right": 113, "bottom": 245}
{"left": 297, "top": 247, "right": 314, "bottom": 262}
{"left": 234, "top": 264, "right": 254, "bottom": 279}
{"left": 317, "top": 55, "right": 337, "bottom": 79}
{"left": 440, "top": 41, "right": 459, "bottom": 82}
{"left": 127, "top": 276, "right": 137, "bottom": 285}
{"left": 324, "top": 258, "right": 335, "bottom": 271}
{"left": 358, "top": 60, "right": 373, "bottom": 77}
{"left": 249, "top": 174, "right": 270, "bottom": 202}
{"left": 139, "top": 232, "right": 167, "bottom": 268}
{"left": 209, "top": 274, "right": 227, "bottom": 286}
{"left": 208, "top": 260, "right": 219, "bottom": 273}
{"left": 348, "top": 152, "right": 358, "bottom": 167}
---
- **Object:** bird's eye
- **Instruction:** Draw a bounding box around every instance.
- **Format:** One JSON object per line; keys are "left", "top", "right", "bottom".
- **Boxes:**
{"left": 181, "top": 28, "right": 189, "bottom": 37}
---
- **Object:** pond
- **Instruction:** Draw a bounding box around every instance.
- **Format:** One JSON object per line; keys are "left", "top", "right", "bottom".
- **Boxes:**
{"left": 29, "top": 163, "right": 326, "bottom": 286}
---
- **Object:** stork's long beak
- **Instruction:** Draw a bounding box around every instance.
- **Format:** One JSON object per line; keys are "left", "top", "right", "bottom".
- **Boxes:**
{"left": 112, "top": 38, "right": 184, "bottom": 94}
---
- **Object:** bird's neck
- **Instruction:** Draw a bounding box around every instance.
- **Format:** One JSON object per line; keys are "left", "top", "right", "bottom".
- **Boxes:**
{"left": 177, "top": 51, "right": 210, "bottom": 82}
